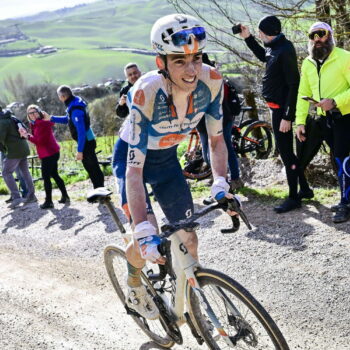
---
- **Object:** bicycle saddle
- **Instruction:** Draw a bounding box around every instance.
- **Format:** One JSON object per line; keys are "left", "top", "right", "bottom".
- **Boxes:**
{"left": 87, "top": 187, "right": 113, "bottom": 203}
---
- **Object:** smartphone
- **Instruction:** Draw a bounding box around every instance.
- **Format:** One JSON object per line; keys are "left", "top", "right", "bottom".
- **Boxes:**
{"left": 302, "top": 96, "right": 319, "bottom": 104}
{"left": 232, "top": 24, "right": 242, "bottom": 35}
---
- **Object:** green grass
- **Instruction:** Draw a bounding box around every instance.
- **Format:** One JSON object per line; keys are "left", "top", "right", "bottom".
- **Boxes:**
{"left": 0, "top": 49, "right": 157, "bottom": 86}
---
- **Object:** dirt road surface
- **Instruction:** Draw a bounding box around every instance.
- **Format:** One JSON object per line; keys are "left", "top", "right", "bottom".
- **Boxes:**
{"left": 1, "top": 178, "right": 350, "bottom": 350}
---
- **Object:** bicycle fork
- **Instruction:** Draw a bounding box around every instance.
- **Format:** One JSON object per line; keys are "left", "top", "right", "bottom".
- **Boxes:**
{"left": 169, "top": 233, "right": 237, "bottom": 348}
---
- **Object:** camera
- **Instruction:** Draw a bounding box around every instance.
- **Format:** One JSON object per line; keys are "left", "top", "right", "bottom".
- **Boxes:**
{"left": 232, "top": 24, "right": 242, "bottom": 35}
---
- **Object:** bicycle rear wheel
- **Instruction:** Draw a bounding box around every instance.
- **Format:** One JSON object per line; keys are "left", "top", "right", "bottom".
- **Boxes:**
{"left": 104, "top": 245, "right": 174, "bottom": 348}
{"left": 187, "top": 268, "right": 289, "bottom": 349}
{"left": 240, "top": 121, "right": 273, "bottom": 159}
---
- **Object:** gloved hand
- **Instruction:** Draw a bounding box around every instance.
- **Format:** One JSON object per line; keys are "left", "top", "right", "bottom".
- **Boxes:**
{"left": 134, "top": 221, "right": 161, "bottom": 262}
{"left": 211, "top": 176, "right": 231, "bottom": 201}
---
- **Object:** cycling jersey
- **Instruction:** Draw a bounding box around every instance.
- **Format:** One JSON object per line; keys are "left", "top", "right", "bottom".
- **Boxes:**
{"left": 127, "top": 64, "right": 223, "bottom": 168}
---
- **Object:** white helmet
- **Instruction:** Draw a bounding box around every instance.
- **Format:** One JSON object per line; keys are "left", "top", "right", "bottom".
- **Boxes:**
{"left": 151, "top": 14, "right": 207, "bottom": 55}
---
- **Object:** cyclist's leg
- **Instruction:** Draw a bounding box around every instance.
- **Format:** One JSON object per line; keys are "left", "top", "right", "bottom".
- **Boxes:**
{"left": 144, "top": 147, "right": 198, "bottom": 260}
{"left": 113, "top": 138, "right": 157, "bottom": 286}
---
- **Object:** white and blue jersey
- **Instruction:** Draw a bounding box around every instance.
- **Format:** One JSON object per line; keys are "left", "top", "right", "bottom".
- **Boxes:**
{"left": 127, "top": 64, "right": 224, "bottom": 168}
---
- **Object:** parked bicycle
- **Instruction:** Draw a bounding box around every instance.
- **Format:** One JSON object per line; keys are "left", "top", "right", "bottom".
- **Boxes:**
{"left": 87, "top": 187, "right": 289, "bottom": 349}
{"left": 181, "top": 106, "right": 273, "bottom": 180}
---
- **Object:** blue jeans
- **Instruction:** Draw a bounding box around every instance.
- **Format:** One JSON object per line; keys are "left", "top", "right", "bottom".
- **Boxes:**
{"left": 199, "top": 121, "right": 240, "bottom": 180}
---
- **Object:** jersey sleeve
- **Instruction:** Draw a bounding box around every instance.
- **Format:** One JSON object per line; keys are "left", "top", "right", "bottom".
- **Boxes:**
{"left": 204, "top": 67, "right": 224, "bottom": 137}
{"left": 127, "top": 85, "right": 153, "bottom": 169}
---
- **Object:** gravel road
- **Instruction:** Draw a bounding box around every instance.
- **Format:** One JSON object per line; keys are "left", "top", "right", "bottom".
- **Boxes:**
{"left": 1, "top": 172, "right": 350, "bottom": 350}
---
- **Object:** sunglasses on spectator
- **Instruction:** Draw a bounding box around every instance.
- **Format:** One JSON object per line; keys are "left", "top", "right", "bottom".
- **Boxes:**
{"left": 165, "top": 26, "right": 206, "bottom": 46}
{"left": 308, "top": 29, "right": 328, "bottom": 40}
{"left": 27, "top": 111, "right": 38, "bottom": 115}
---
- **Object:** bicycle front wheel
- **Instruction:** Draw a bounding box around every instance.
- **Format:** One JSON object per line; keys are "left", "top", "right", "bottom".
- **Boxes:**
{"left": 187, "top": 268, "right": 289, "bottom": 349}
{"left": 240, "top": 121, "right": 273, "bottom": 159}
{"left": 104, "top": 245, "right": 174, "bottom": 348}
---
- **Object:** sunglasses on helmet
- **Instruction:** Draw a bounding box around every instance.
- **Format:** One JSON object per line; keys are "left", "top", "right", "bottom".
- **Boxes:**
{"left": 165, "top": 26, "right": 206, "bottom": 47}
{"left": 308, "top": 29, "right": 328, "bottom": 40}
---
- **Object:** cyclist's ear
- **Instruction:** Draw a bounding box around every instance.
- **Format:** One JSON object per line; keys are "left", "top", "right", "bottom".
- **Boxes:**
{"left": 156, "top": 55, "right": 165, "bottom": 70}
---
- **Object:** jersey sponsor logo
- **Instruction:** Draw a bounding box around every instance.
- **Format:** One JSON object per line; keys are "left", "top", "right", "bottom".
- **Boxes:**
{"left": 127, "top": 148, "right": 144, "bottom": 167}
{"left": 158, "top": 133, "right": 187, "bottom": 147}
{"left": 185, "top": 209, "right": 192, "bottom": 218}
{"left": 133, "top": 89, "right": 145, "bottom": 106}
{"left": 179, "top": 243, "right": 188, "bottom": 255}
{"left": 210, "top": 67, "right": 222, "bottom": 80}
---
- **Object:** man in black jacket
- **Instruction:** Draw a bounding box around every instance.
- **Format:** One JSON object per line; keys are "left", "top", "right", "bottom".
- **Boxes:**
{"left": 115, "top": 63, "right": 142, "bottom": 118}
{"left": 239, "top": 15, "right": 312, "bottom": 213}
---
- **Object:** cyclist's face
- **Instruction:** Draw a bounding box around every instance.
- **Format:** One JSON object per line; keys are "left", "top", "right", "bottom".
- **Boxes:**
{"left": 126, "top": 66, "right": 141, "bottom": 85}
{"left": 166, "top": 53, "right": 203, "bottom": 93}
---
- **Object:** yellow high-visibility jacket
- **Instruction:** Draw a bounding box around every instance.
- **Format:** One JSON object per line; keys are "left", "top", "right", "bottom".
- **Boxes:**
{"left": 296, "top": 47, "right": 350, "bottom": 125}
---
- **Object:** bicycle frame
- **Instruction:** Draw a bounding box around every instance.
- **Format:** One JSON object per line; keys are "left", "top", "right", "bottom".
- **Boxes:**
{"left": 93, "top": 193, "right": 250, "bottom": 347}
{"left": 167, "top": 230, "right": 237, "bottom": 347}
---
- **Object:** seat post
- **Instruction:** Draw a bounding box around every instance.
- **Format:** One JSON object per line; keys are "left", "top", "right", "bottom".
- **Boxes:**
{"left": 104, "top": 199, "right": 126, "bottom": 233}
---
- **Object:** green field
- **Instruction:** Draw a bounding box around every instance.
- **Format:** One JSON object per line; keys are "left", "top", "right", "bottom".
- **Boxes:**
{"left": 0, "top": 49, "right": 157, "bottom": 86}
{"left": 0, "top": 0, "right": 175, "bottom": 88}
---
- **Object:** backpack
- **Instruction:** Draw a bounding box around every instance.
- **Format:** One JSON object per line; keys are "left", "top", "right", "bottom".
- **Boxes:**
{"left": 67, "top": 104, "right": 91, "bottom": 141}
{"left": 223, "top": 78, "right": 241, "bottom": 117}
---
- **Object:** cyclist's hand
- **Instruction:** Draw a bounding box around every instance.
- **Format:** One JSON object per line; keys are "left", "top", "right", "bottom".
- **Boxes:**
{"left": 211, "top": 176, "right": 232, "bottom": 200}
{"left": 134, "top": 221, "right": 165, "bottom": 264}
{"left": 216, "top": 191, "right": 240, "bottom": 217}
{"left": 296, "top": 125, "right": 306, "bottom": 142}
{"left": 279, "top": 119, "right": 291, "bottom": 133}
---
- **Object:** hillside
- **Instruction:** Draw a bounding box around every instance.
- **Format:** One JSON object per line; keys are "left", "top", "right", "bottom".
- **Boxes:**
{"left": 0, "top": 0, "right": 174, "bottom": 89}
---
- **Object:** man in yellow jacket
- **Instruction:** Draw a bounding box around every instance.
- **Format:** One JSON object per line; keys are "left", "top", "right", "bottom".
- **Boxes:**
{"left": 296, "top": 22, "right": 350, "bottom": 223}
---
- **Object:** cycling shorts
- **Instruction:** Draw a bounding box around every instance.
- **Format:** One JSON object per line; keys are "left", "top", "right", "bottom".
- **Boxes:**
{"left": 143, "top": 146, "right": 194, "bottom": 223}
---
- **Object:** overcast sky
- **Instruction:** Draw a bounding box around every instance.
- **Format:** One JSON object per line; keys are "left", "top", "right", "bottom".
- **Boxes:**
{"left": 0, "top": 0, "right": 99, "bottom": 20}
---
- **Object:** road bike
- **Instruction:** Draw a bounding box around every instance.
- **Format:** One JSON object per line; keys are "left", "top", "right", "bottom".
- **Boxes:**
{"left": 87, "top": 188, "right": 289, "bottom": 349}
{"left": 181, "top": 106, "right": 273, "bottom": 180}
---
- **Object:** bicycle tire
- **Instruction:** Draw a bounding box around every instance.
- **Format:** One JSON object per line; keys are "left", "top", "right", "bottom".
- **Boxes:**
{"left": 239, "top": 121, "right": 273, "bottom": 159}
{"left": 187, "top": 268, "right": 289, "bottom": 349}
{"left": 181, "top": 145, "right": 212, "bottom": 180}
{"left": 104, "top": 245, "right": 175, "bottom": 348}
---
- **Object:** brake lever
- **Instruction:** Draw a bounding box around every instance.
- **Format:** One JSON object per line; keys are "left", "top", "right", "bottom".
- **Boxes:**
{"left": 216, "top": 193, "right": 252, "bottom": 232}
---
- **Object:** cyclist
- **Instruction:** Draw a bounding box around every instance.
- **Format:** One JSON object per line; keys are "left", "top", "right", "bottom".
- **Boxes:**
{"left": 124, "top": 14, "right": 233, "bottom": 320}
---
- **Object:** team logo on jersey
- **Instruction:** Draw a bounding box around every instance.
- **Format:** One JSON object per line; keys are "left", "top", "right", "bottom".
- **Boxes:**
{"left": 133, "top": 89, "right": 145, "bottom": 106}
{"left": 159, "top": 134, "right": 187, "bottom": 147}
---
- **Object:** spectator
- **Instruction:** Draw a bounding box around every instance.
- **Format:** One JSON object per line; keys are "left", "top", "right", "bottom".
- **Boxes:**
{"left": 50, "top": 85, "right": 104, "bottom": 189}
{"left": 116, "top": 63, "right": 142, "bottom": 118}
{"left": 296, "top": 22, "right": 350, "bottom": 223}
{"left": 0, "top": 106, "right": 36, "bottom": 208}
{"left": 0, "top": 150, "right": 28, "bottom": 201}
{"left": 21, "top": 104, "right": 69, "bottom": 209}
{"left": 239, "top": 15, "right": 312, "bottom": 213}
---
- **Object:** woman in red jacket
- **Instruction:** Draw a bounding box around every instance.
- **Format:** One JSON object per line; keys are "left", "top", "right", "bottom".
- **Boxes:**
{"left": 25, "top": 104, "right": 69, "bottom": 209}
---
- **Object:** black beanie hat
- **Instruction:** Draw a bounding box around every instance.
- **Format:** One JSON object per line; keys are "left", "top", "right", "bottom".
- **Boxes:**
{"left": 258, "top": 15, "right": 281, "bottom": 36}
